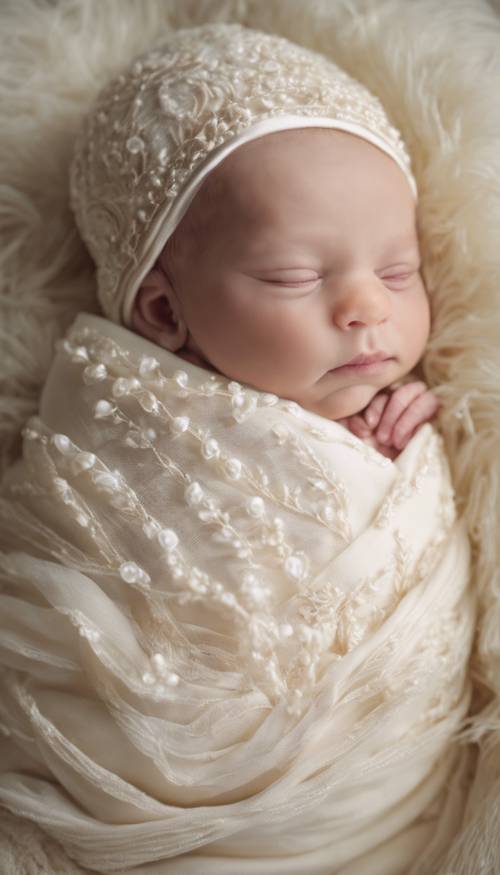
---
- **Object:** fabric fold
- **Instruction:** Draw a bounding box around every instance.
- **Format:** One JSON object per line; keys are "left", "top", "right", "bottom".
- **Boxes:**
{"left": 0, "top": 312, "right": 475, "bottom": 873}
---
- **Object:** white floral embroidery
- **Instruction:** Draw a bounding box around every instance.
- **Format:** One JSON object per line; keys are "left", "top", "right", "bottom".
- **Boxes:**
{"left": 69, "top": 23, "right": 414, "bottom": 322}
{"left": 4, "top": 321, "right": 465, "bottom": 724}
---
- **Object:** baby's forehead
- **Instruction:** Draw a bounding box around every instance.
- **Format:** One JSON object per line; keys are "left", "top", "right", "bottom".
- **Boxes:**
{"left": 193, "top": 127, "right": 408, "bottom": 225}
{"left": 212, "top": 128, "right": 343, "bottom": 183}
{"left": 194, "top": 129, "right": 344, "bottom": 216}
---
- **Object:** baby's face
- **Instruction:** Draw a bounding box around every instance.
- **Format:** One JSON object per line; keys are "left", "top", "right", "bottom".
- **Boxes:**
{"left": 156, "top": 129, "right": 430, "bottom": 420}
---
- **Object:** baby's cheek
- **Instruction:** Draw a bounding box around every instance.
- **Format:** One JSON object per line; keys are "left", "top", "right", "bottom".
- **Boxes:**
{"left": 415, "top": 285, "right": 431, "bottom": 340}
{"left": 270, "top": 318, "right": 323, "bottom": 375}
{"left": 195, "top": 297, "right": 275, "bottom": 372}
{"left": 397, "top": 291, "right": 430, "bottom": 368}
{"left": 232, "top": 296, "right": 308, "bottom": 355}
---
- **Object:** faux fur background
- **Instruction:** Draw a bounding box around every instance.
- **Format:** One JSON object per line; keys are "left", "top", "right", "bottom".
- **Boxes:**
{"left": 1, "top": 1, "right": 500, "bottom": 872}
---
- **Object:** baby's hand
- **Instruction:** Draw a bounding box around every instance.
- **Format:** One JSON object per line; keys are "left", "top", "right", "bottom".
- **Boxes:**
{"left": 338, "top": 382, "right": 440, "bottom": 459}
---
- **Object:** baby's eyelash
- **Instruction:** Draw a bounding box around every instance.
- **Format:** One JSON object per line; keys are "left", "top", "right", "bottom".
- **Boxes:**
{"left": 381, "top": 271, "right": 416, "bottom": 284}
{"left": 268, "top": 278, "right": 320, "bottom": 287}
{"left": 263, "top": 269, "right": 418, "bottom": 290}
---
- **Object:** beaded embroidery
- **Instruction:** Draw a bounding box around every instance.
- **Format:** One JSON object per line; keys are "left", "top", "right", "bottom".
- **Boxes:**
{"left": 1, "top": 319, "right": 461, "bottom": 714}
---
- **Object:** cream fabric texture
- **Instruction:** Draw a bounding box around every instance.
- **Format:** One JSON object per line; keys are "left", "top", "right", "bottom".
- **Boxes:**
{"left": 1, "top": 1, "right": 500, "bottom": 874}
{"left": 69, "top": 22, "right": 416, "bottom": 326}
{"left": 0, "top": 313, "right": 475, "bottom": 874}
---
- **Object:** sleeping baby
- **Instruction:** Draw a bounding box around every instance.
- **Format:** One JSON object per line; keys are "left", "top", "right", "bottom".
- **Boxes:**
{"left": 0, "top": 22, "right": 475, "bottom": 875}
{"left": 131, "top": 123, "right": 438, "bottom": 461}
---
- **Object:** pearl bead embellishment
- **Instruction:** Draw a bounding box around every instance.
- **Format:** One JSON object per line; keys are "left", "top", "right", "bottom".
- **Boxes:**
{"left": 70, "top": 23, "right": 415, "bottom": 324}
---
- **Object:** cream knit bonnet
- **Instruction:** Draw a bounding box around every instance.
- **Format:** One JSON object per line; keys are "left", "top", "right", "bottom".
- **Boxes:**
{"left": 70, "top": 22, "right": 417, "bottom": 326}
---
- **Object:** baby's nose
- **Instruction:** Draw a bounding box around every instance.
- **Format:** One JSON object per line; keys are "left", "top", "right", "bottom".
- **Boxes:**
{"left": 333, "top": 280, "right": 391, "bottom": 330}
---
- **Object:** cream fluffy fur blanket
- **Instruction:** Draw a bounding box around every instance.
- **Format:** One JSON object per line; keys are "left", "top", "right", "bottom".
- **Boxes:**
{"left": 0, "top": 0, "right": 499, "bottom": 873}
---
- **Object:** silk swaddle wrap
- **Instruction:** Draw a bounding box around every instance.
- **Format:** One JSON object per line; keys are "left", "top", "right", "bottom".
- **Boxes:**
{"left": 0, "top": 313, "right": 475, "bottom": 874}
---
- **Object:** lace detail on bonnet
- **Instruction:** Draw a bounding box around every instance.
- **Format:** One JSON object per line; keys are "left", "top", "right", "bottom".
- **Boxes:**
{"left": 69, "top": 22, "right": 416, "bottom": 326}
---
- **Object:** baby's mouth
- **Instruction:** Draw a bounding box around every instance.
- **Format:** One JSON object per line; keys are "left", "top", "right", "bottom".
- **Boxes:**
{"left": 330, "top": 352, "right": 394, "bottom": 375}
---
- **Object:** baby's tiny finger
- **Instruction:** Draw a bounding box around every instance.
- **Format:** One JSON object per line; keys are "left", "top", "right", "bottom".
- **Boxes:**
{"left": 376, "top": 382, "right": 427, "bottom": 444}
{"left": 347, "top": 415, "right": 372, "bottom": 439}
{"left": 364, "top": 393, "right": 389, "bottom": 429}
{"left": 392, "top": 392, "right": 440, "bottom": 449}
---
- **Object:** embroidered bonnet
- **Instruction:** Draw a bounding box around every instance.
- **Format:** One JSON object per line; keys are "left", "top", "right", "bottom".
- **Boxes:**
{"left": 70, "top": 22, "right": 417, "bottom": 326}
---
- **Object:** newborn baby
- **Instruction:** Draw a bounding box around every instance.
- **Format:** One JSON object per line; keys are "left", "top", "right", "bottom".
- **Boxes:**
{"left": 0, "top": 22, "right": 475, "bottom": 875}
{"left": 131, "top": 126, "right": 438, "bottom": 459}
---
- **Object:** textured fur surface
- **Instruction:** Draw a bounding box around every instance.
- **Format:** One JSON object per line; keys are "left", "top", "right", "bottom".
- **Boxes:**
{"left": 1, "top": 0, "right": 499, "bottom": 872}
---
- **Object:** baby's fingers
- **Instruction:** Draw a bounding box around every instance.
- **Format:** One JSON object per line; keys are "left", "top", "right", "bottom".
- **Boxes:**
{"left": 339, "top": 414, "right": 372, "bottom": 440}
{"left": 363, "top": 393, "right": 389, "bottom": 429}
{"left": 392, "top": 391, "right": 440, "bottom": 449}
{"left": 376, "top": 382, "right": 427, "bottom": 445}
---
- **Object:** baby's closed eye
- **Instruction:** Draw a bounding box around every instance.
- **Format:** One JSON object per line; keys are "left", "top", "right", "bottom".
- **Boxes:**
{"left": 268, "top": 277, "right": 321, "bottom": 288}
{"left": 256, "top": 269, "right": 321, "bottom": 289}
{"left": 377, "top": 263, "right": 421, "bottom": 289}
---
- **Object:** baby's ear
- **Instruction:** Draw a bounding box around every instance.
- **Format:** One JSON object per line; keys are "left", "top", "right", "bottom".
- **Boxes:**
{"left": 131, "top": 267, "right": 187, "bottom": 351}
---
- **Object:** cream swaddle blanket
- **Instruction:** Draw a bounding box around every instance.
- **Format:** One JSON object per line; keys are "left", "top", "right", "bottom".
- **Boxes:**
{"left": 0, "top": 312, "right": 475, "bottom": 874}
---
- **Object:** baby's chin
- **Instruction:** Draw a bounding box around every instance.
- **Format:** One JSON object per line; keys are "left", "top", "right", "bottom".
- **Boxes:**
{"left": 300, "top": 384, "right": 382, "bottom": 421}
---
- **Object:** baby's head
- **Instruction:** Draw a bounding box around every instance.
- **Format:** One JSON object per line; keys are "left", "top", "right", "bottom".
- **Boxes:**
{"left": 71, "top": 23, "right": 428, "bottom": 420}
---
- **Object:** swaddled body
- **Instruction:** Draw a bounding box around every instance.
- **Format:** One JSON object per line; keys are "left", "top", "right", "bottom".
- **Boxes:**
{"left": 0, "top": 23, "right": 476, "bottom": 875}
{"left": 0, "top": 312, "right": 474, "bottom": 874}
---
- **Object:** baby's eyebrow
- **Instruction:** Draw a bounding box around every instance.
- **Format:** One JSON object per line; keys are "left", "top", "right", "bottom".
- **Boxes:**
{"left": 380, "top": 240, "right": 420, "bottom": 263}
{"left": 380, "top": 235, "right": 419, "bottom": 257}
